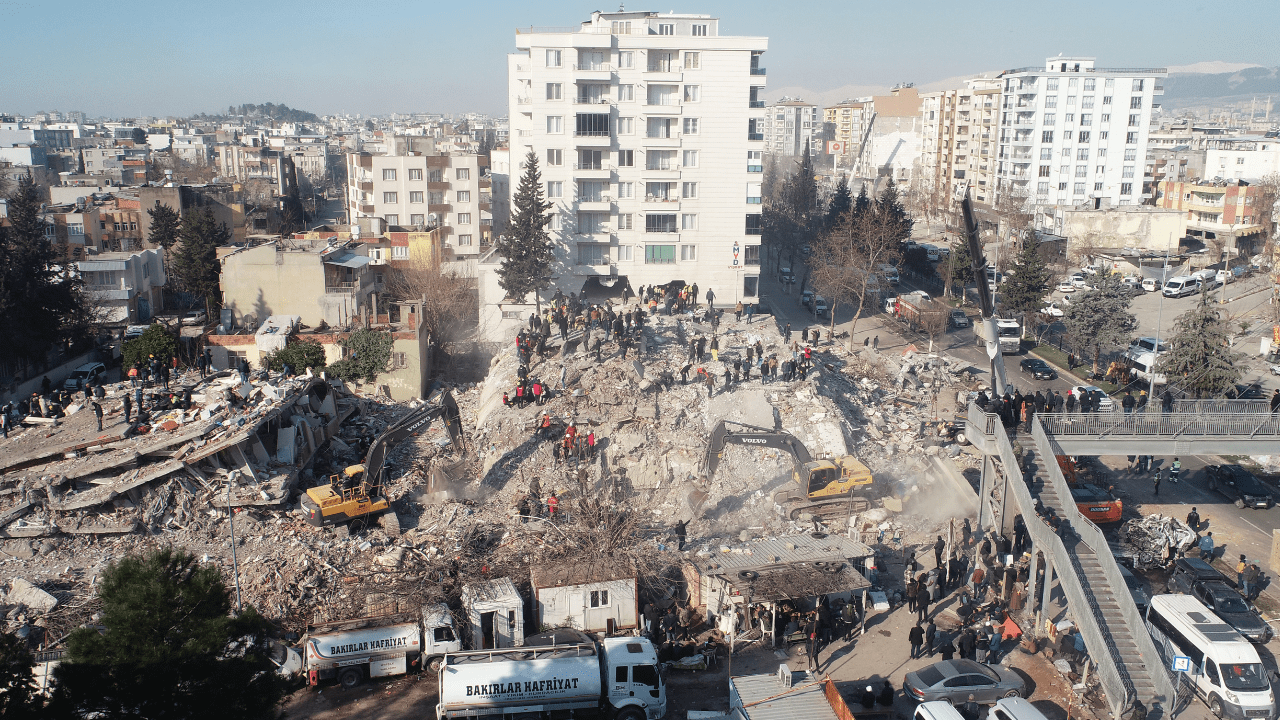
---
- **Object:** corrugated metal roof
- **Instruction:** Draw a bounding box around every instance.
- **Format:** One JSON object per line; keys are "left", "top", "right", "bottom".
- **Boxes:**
{"left": 732, "top": 671, "right": 839, "bottom": 720}
{"left": 692, "top": 533, "right": 873, "bottom": 575}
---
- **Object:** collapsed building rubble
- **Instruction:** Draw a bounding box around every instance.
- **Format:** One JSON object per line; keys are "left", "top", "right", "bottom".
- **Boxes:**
{"left": 1111, "top": 514, "right": 1198, "bottom": 570}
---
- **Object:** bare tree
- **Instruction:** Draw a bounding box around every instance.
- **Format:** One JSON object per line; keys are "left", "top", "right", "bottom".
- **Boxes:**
{"left": 384, "top": 254, "right": 478, "bottom": 344}
{"left": 810, "top": 205, "right": 903, "bottom": 350}
{"left": 919, "top": 303, "right": 948, "bottom": 354}
{"left": 990, "top": 180, "right": 1036, "bottom": 271}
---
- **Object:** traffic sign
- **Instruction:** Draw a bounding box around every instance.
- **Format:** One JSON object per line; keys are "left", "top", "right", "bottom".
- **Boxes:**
{"left": 1172, "top": 656, "right": 1193, "bottom": 673}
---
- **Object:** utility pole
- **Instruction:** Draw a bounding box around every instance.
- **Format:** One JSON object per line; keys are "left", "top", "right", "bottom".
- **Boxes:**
{"left": 1149, "top": 236, "right": 1170, "bottom": 400}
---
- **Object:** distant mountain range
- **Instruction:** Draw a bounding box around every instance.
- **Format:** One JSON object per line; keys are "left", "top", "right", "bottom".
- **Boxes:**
{"left": 1161, "top": 65, "right": 1280, "bottom": 110}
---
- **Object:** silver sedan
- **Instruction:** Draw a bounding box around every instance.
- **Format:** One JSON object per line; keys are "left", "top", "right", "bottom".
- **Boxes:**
{"left": 904, "top": 659, "right": 1026, "bottom": 705}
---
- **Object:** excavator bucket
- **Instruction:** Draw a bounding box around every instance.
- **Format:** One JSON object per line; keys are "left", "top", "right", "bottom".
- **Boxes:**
{"left": 686, "top": 488, "right": 710, "bottom": 516}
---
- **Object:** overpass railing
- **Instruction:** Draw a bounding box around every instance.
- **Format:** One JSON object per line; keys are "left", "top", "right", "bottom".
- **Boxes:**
{"left": 1170, "top": 399, "right": 1271, "bottom": 414}
{"left": 968, "top": 402, "right": 1133, "bottom": 718}
{"left": 1039, "top": 412, "right": 1280, "bottom": 438}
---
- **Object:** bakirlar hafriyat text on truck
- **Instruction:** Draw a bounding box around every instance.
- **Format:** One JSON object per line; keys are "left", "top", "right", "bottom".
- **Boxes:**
{"left": 437, "top": 637, "right": 666, "bottom": 720}
{"left": 304, "top": 603, "right": 461, "bottom": 688}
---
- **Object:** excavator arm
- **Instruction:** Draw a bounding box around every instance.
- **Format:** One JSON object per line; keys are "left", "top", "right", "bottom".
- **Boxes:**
{"left": 701, "top": 420, "right": 814, "bottom": 479}
{"left": 961, "top": 187, "right": 1012, "bottom": 396}
{"left": 360, "top": 387, "right": 462, "bottom": 496}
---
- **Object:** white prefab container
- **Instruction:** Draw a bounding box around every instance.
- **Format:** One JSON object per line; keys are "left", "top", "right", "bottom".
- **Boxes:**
{"left": 305, "top": 621, "right": 421, "bottom": 684}
{"left": 462, "top": 577, "right": 525, "bottom": 650}
{"left": 438, "top": 645, "right": 603, "bottom": 715}
{"left": 531, "top": 562, "right": 639, "bottom": 634}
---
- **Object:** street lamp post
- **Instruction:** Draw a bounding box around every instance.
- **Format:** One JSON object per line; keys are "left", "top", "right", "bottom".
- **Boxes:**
{"left": 1149, "top": 237, "right": 1171, "bottom": 401}
{"left": 227, "top": 470, "right": 243, "bottom": 612}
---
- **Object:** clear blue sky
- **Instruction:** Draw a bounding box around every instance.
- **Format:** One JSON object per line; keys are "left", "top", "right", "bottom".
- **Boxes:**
{"left": 4, "top": 0, "right": 1275, "bottom": 118}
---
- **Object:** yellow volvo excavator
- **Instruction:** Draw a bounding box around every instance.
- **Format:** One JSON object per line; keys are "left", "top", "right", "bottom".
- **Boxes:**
{"left": 689, "top": 420, "right": 874, "bottom": 521}
{"left": 301, "top": 386, "right": 462, "bottom": 533}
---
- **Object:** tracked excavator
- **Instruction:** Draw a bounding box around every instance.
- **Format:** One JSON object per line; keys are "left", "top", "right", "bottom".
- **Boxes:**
{"left": 688, "top": 420, "right": 874, "bottom": 521}
{"left": 301, "top": 385, "right": 463, "bottom": 535}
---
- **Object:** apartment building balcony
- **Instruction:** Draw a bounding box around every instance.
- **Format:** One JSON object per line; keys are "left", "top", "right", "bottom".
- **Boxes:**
{"left": 643, "top": 195, "right": 680, "bottom": 204}
{"left": 643, "top": 66, "right": 682, "bottom": 81}
{"left": 643, "top": 102, "right": 683, "bottom": 115}
{"left": 516, "top": 96, "right": 533, "bottom": 105}
{"left": 359, "top": 204, "right": 375, "bottom": 214}
{"left": 427, "top": 181, "right": 451, "bottom": 191}
{"left": 748, "top": 132, "right": 764, "bottom": 141}
{"left": 573, "top": 97, "right": 614, "bottom": 106}
{"left": 358, "top": 181, "right": 373, "bottom": 191}
{"left": 643, "top": 134, "right": 681, "bottom": 146}
{"left": 576, "top": 196, "right": 614, "bottom": 211}
{"left": 747, "top": 164, "right": 763, "bottom": 173}
{"left": 750, "top": 67, "right": 766, "bottom": 75}
{"left": 428, "top": 203, "right": 452, "bottom": 213}
{"left": 572, "top": 63, "right": 614, "bottom": 80}
{"left": 83, "top": 285, "right": 132, "bottom": 301}
{"left": 515, "top": 64, "right": 529, "bottom": 73}
{"left": 325, "top": 278, "right": 372, "bottom": 295}
{"left": 573, "top": 163, "right": 614, "bottom": 177}
{"left": 574, "top": 131, "right": 613, "bottom": 146}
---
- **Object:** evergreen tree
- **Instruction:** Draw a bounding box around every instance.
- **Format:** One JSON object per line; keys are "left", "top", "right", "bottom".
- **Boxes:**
{"left": 1157, "top": 297, "right": 1244, "bottom": 398}
{"left": 494, "top": 152, "right": 554, "bottom": 308}
{"left": 1001, "top": 238, "right": 1053, "bottom": 329}
{"left": 876, "top": 179, "right": 913, "bottom": 246}
{"left": 784, "top": 145, "right": 818, "bottom": 225}
{"left": 0, "top": 177, "right": 86, "bottom": 366}
{"left": 824, "top": 175, "right": 852, "bottom": 231}
{"left": 146, "top": 204, "right": 180, "bottom": 255}
{"left": 170, "top": 208, "right": 228, "bottom": 316}
{"left": 1061, "top": 272, "right": 1138, "bottom": 375}
{"left": 48, "top": 548, "right": 284, "bottom": 720}
{"left": 0, "top": 629, "right": 39, "bottom": 718}
{"left": 853, "top": 184, "right": 871, "bottom": 219}
{"left": 948, "top": 235, "right": 976, "bottom": 292}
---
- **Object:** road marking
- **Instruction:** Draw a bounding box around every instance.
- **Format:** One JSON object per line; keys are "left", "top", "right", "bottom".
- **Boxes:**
{"left": 1241, "top": 517, "right": 1270, "bottom": 537}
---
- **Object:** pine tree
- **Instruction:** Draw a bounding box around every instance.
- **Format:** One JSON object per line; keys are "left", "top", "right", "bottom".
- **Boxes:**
{"left": 170, "top": 207, "right": 228, "bottom": 316}
{"left": 493, "top": 151, "right": 553, "bottom": 308}
{"left": 852, "top": 184, "right": 871, "bottom": 220}
{"left": 824, "top": 175, "right": 852, "bottom": 231}
{"left": 1061, "top": 272, "right": 1138, "bottom": 375}
{"left": 948, "top": 235, "right": 976, "bottom": 292}
{"left": 0, "top": 177, "right": 86, "bottom": 366}
{"left": 0, "top": 629, "right": 39, "bottom": 718}
{"left": 876, "top": 179, "right": 914, "bottom": 247}
{"left": 1001, "top": 238, "right": 1053, "bottom": 329}
{"left": 48, "top": 548, "right": 284, "bottom": 720}
{"left": 146, "top": 204, "right": 180, "bottom": 255}
{"left": 1157, "top": 297, "right": 1244, "bottom": 398}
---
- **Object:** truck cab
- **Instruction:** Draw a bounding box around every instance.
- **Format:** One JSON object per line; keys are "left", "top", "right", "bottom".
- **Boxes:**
{"left": 422, "top": 603, "right": 462, "bottom": 672}
{"left": 602, "top": 638, "right": 667, "bottom": 720}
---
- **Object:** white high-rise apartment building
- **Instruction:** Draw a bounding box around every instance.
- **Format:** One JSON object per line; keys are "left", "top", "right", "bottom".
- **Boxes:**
{"left": 765, "top": 98, "right": 820, "bottom": 157}
{"left": 504, "top": 10, "right": 768, "bottom": 307}
{"left": 994, "top": 57, "right": 1165, "bottom": 207}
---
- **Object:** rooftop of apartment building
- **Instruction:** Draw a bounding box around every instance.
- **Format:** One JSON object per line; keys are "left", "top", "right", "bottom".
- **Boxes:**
{"left": 871, "top": 86, "right": 922, "bottom": 117}
{"left": 999, "top": 56, "right": 1168, "bottom": 76}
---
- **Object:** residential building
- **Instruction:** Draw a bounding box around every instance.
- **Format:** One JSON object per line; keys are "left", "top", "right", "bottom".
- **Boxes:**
{"left": 346, "top": 148, "right": 489, "bottom": 260}
{"left": 858, "top": 86, "right": 923, "bottom": 186}
{"left": 1204, "top": 136, "right": 1280, "bottom": 180}
{"left": 1035, "top": 203, "right": 1185, "bottom": 259}
{"left": 219, "top": 238, "right": 374, "bottom": 329}
{"left": 88, "top": 196, "right": 144, "bottom": 252}
{"left": 76, "top": 249, "right": 166, "bottom": 324}
{"left": 170, "top": 132, "right": 216, "bottom": 165}
{"left": 493, "top": 10, "right": 768, "bottom": 338}
{"left": 1157, "top": 178, "right": 1266, "bottom": 255}
{"left": 764, "top": 98, "right": 820, "bottom": 157}
{"left": 823, "top": 99, "right": 871, "bottom": 171}
{"left": 137, "top": 184, "right": 244, "bottom": 244}
{"left": 920, "top": 78, "right": 1000, "bottom": 205}
{"left": 993, "top": 57, "right": 1166, "bottom": 207}
{"left": 489, "top": 146, "right": 511, "bottom": 236}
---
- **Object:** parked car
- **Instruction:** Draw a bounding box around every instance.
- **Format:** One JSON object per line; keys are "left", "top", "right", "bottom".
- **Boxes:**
{"left": 1070, "top": 384, "right": 1114, "bottom": 411}
{"left": 1190, "top": 580, "right": 1273, "bottom": 643}
{"left": 1020, "top": 358, "right": 1057, "bottom": 380}
{"left": 949, "top": 309, "right": 971, "bottom": 329}
{"left": 1070, "top": 274, "right": 1089, "bottom": 288}
{"left": 1141, "top": 278, "right": 1159, "bottom": 293}
{"left": 801, "top": 290, "right": 814, "bottom": 308}
{"left": 1225, "top": 383, "right": 1265, "bottom": 400}
{"left": 904, "top": 659, "right": 1026, "bottom": 705}
{"left": 63, "top": 362, "right": 106, "bottom": 391}
{"left": 1205, "top": 464, "right": 1275, "bottom": 509}
{"left": 1166, "top": 557, "right": 1231, "bottom": 595}
{"left": 123, "top": 324, "right": 149, "bottom": 341}
{"left": 812, "top": 295, "right": 828, "bottom": 318}
{"left": 1056, "top": 281, "right": 1076, "bottom": 293}
{"left": 182, "top": 309, "right": 208, "bottom": 326}
{"left": 1039, "top": 303, "right": 1065, "bottom": 317}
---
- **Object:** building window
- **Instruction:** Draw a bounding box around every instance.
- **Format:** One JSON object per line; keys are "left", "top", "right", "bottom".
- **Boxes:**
{"left": 1038, "top": 165, "right": 1050, "bottom": 177}
{"left": 682, "top": 214, "right": 697, "bottom": 230}
{"left": 457, "top": 213, "right": 471, "bottom": 224}
{"left": 1100, "top": 131, "right": 1109, "bottom": 140}
{"left": 577, "top": 211, "right": 607, "bottom": 233}
{"left": 680, "top": 244, "right": 697, "bottom": 261}
{"left": 1096, "top": 165, "right": 1106, "bottom": 175}
{"left": 576, "top": 113, "right": 610, "bottom": 136}
{"left": 1128, "top": 114, "right": 1140, "bottom": 127}
{"left": 1121, "top": 182, "right": 1133, "bottom": 195}
{"left": 408, "top": 168, "right": 422, "bottom": 181}
{"left": 456, "top": 190, "right": 471, "bottom": 202}
{"left": 1058, "top": 182, "right": 1068, "bottom": 190}
{"left": 577, "top": 243, "right": 607, "bottom": 265}
{"left": 410, "top": 191, "right": 424, "bottom": 203}
{"left": 618, "top": 50, "right": 633, "bottom": 68}
{"left": 1126, "top": 132, "right": 1138, "bottom": 144}
{"left": 383, "top": 168, "right": 396, "bottom": 180}
{"left": 1094, "top": 182, "right": 1104, "bottom": 191}
{"left": 744, "top": 275, "right": 759, "bottom": 296}
{"left": 577, "top": 149, "right": 602, "bottom": 170}
{"left": 383, "top": 192, "right": 398, "bottom": 203}
{"left": 1078, "top": 131, "right": 1090, "bottom": 143}
{"left": 646, "top": 149, "right": 676, "bottom": 170}
{"left": 1045, "top": 96, "right": 1057, "bottom": 109}
{"left": 682, "top": 118, "right": 699, "bottom": 135}
{"left": 1081, "top": 114, "right": 1092, "bottom": 126}
{"left": 1124, "top": 148, "right": 1136, "bottom": 161}
{"left": 456, "top": 168, "right": 470, "bottom": 180}
{"left": 658, "top": 23, "right": 674, "bottom": 35}
{"left": 618, "top": 84, "right": 634, "bottom": 102}
{"left": 617, "top": 181, "right": 634, "bottom": 198}
{"left": 645, "top": 244, "right": 676, "bottom": 263}
{"left": 645, "top": 214, "right": 677, "bottom": 233}
{"left": 692, "top": 24, "right": 707, "bottom": 36}
{"left": 618, "top": 213, "right": 633, "bottom": 230}
{"left": 682, "top": 182, "right": 698, "bottom": 199}
{"left": 1075, "top": 165, "right": 1087, "bottom": 178}
{"left": 1059, "top": 164, "right": 1069, "bottom": 176}
{"left": 385, "top": 214, "right": 399, "bottom": 225}
{"left": 1040, "top": 148, "right": 1053, "bottom": 160}
{"left": 1043, "top": 114, "right": 1055, "bottom": 126}
{"left": 429, "top": 169, "right": 444, "bottom": 182}
{"left": 548, "top": 214, "right": 561, "bottom": 230}
{"left": 546, "top": 49, "right": 562, "bottom": 67}
{"left": 577, "top": 180, "right": 605, "bottom": 202}
{"left": 546, "top": 83, "right": 562, "bottom": 100}
{"left": 1076, "top": 148, "right": 1089, "bottom": 161}
{"left": 1122, "top": 166, "right": 1135, "bottom": 178}
{"left": 546, "top": 181, "right": 563, "bottom": 198}
{"left": 1073, "top": 183, "right": 1085, "bottom": 195}
{"left": 1037, "top": 181, "right": 1050, "bottom": 195}
{"left": 429, "top": 191, "right": 444, "bottom": 204}
{"left": 683, "top": 51, "right": 700, "bottom": 69}
{"left": 547, "top": 149, "right": 563, "bottom": 166}
{"left": 1237, "top": 157, "right": 1246, "bottom": 165}
{"left": 618, "top": 149, "right": 634, "bottom": 167}
{"left": 1082, "top": 96, "right": 1095, "bottom": 109}
{"left": 1132, "top": 79, "right": 1144, "bottom": 92}
{"left": 1101, "top": 113, "right": 1110, "bottom": 123}
{"left": 683, "top": 150, "right": 699, "bottom": 167}
{"left": 547, "top": 116, "right": 563, "bottom": 133}
{"left": 745, "top": 215, "right": 762, "bottom": 235}
{"left": 410, "top": 213, "right": 425, "bottom": 225}
{"left": 618, "top": 117, "right": 634, "bottom": 135}
{"left": 1065, "top": 113, "right": 1074, "bottom": 124}
{"left": 391, "top": 245, "right": 409, "bottom": 259}
{"left": 684, "top": 85, "right": 700, "bottom": 102}
{"left": 1041, "top": 131, "right": 1053, "bottom": 143}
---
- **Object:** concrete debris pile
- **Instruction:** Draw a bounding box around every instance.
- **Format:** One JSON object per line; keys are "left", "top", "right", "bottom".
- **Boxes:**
{"left": 1113, "top": 514, "right": 1197, "bottom": 570}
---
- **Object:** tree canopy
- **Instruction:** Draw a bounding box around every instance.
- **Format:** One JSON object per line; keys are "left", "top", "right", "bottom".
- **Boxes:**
{"left": 1001, "top": 238, "right": 1053, "bottom": 329}
{"left": 1061, "top": 272, "right": 1138, "bottom": 374}
{"left": 122, "top": 323, "right": 178, "bottom": 369}
{"left": 0, "top": 629, "right": 39, "bottom": 718}
{"left": 326, "top": 329, "right": 394, "bottom": 383}
{"left": 48, "top": 547, "right": 284, "bottom": 720}
{"left": 493, "top": 151, "right": 553, "bottom": 307}
{"left": 1157, "top": 296, "right": 1245, "bottom": 398}
{"left": 170, "top": 207, "right": 228, "bottom": 315}
{"left": 263, "top": 337, "right": 327, "bottom": 373}
{"left": 146, "top": 204, "right": 181, "bottom": 254}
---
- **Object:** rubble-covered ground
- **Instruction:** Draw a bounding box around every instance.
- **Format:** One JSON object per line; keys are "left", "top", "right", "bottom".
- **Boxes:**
{"left": 0, "top": 306, "right": 990, "bottom": 655}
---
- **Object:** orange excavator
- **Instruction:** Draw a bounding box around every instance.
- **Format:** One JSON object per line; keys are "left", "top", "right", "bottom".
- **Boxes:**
{"left": 1057, "top": 456, "right": 1123, "bottom": 524}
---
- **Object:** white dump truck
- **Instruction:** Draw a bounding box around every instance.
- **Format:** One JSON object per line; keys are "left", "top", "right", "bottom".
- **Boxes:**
{"left": 437, "top": 636, "right": 666, "bottom": 720}
{"left": 305, "top": 603, "right": 461, "bottom": 687}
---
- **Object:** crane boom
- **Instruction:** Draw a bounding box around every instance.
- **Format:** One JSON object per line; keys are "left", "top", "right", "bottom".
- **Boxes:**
{"left": 960, "top": 188, "right": 1012, "bottom": 395}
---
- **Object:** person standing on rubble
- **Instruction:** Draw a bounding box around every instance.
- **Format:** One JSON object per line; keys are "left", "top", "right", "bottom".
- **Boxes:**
{"left": 734, "top": 301, "right": 743, "bottom": 322}
{"left": 91, "top": 399, "right": 103, "bottom": 431}
{"left": 933, "top": 536, "right": 946, "bottom": 569}
{"left": 709, "top": 335, "right": 719, "bottom": 362}
{"left": 122, "top": 392, "right": 132, "bottom": 424}
{"left": 673, "top": 519, "right": 688, "bottom": 551}
{"left": 703, "top": 369, "right": 716, "bottom": 398}
{"left": 916, "top": 582, "right": 932, "bottom": 622}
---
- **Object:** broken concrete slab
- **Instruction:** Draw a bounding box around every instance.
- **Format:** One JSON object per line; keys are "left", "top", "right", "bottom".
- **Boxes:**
{"left": 8, "top": 578, "right": 57, "bottom": 613}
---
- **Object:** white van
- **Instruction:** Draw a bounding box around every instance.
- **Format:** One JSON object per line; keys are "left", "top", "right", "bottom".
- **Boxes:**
{"left": 915, "top": 700, "right": 966, "bottom": 720}
{"left": 878, "top": 264, "right": 900, "bottom": 285}
{"left": 1163, "top": 276, "right": 1201, "bottom": 298}
{"left": 1145, "top": 594, "right": 1276, "bottom": 720}
{"left": 1141, "top": 278, "right": 1159, "bottom": 293}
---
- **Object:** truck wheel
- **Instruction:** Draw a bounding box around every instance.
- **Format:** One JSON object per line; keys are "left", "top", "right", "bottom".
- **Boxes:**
{"left": 339, "top": 668, "right": 362, "bottom": 688}
{"left": 427, "top": 656, "right": 443, "bottom": 673}
{"left": 1209, "top": 695, "right": 1224, "bottom": 718}
{"left": 615, "top": 708, "right": 646, "bottom": 720}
